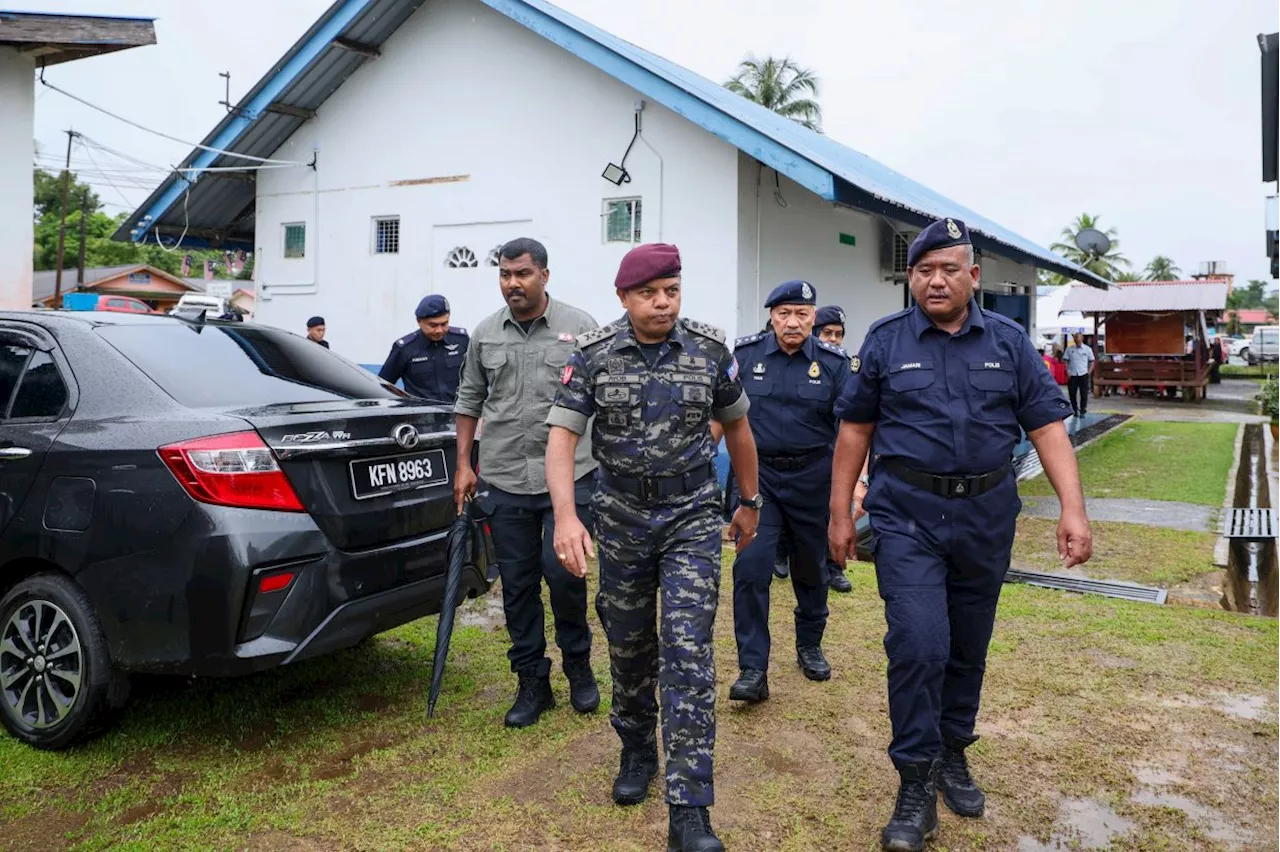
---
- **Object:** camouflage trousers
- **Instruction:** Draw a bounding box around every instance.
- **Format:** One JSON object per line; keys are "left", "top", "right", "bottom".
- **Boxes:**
{"left": 593, "top": 478, "right": 722, "bottom": 807}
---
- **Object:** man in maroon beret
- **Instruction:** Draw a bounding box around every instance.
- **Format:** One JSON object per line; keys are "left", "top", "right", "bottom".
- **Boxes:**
{"left": 545, "top": 243, "right": 761, "bottom": 851}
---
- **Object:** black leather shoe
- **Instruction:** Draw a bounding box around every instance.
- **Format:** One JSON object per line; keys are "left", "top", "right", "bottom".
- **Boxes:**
{"left": 829, "top": 568, "right": 853, "bottom": 593}
{"left": 772, "top": 555, "right": 790, "bottom": 579}
{"left": 935, "top": 741, "right": 986, "bottom": 817}
{"left": 503, "top": 665, "right": 555, "bottom": 728}
{"left": 880, "top": 762, "right": 938, "bottom": 852}
{"left": 612, "top": 744, "right": 659, "bottom": 805}
{"left": 728, "top": 669, "right": 768, "bottom": 702}
{"left": 667, "top": 805, "right": 724, "bottom": 852}
{"left": 563, "top": 655, "right": 600, "bottom": 714}
{"left": 796, "top": 645, "right": 831, "bottom": 681}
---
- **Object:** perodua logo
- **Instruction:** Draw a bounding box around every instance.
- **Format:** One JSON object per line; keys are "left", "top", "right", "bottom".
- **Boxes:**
{"left": 392, "top": 423, "right": 420, "bottom": 450}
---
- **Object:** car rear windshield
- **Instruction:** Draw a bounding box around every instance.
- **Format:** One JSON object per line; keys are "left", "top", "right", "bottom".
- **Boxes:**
{"left": 97, "top": 323, "right": 403, "bottom": 408}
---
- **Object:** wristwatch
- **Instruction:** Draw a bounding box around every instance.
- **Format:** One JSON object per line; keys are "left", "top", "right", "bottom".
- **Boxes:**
{"left": 739, "top": 492, "right": 764, "bottom": 510}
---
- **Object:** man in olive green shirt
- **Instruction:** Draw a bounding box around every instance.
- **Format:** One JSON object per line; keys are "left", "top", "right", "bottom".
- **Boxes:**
{"left": 454, "top": 237, "right": 600, "bottom": 729}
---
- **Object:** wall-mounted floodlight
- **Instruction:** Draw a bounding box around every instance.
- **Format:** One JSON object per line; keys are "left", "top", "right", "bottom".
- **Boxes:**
{"left": 601, "top": 162, "right": 630, "bottom": 186}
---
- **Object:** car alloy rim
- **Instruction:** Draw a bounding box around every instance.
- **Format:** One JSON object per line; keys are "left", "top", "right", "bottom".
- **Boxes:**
{"left": 0, "top": 600, "right": 83, "bottom": 729}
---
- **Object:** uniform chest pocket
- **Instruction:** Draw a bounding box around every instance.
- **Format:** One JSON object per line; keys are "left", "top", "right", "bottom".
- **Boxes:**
{"left": 885, "top": 362, "right": 936, "bottom": 421}
{"left": 745, "top": 378, "right": 776, "bottom": 398}
{"left": 481, "top": 348, "right": 513, "bottom": 393}
{"left": 595, "top": 378, "right": 642, "bottom": 427}
{"left": 795, "top": 382, "right": 831, "bottom": 404}
{"left": 673, "top": 375, "right": 712, "bottom": 427}
{"left": 968, "top": 363, "right": 1015, "bottom": 420}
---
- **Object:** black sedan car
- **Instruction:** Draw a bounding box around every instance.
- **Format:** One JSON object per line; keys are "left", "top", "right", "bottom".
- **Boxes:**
{"left": 0, "top": 310, "right": 491, "bottom": 749}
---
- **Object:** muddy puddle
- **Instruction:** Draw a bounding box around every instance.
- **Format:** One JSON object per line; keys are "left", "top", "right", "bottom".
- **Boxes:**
{"left": 457, "top": 589, "right": 506, "bottom": 630}
{"left": 1222, "top": 424, "right": 1277, "bottom": 616}
{"left": 1018, "top": 798, "right": 1133, "bottom": 850}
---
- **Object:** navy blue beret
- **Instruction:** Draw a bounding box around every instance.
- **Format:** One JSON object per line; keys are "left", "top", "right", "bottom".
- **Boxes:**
{"left": 764, "top": 279, "right": 816, "bottom": 308}
{"left": 814, "top": 305, "right": 845, "bottom": 330}
{"left": 907, "top": 218, "right": 971, "bottom": 267}
{"left": 415, "top": 294, "right": 451, "bottom": 319}
{"left": 306, "top": 316, "right": 325, "bottom": 328}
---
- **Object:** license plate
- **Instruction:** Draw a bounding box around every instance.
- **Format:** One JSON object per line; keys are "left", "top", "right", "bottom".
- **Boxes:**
{"left": 349, "top": 449, "right": 449, "bottom": 500}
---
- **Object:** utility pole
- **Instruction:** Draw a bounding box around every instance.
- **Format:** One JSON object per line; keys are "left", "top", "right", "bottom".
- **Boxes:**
{"left": 53, "top": 129, "right": 77, "bottom": 305}
{"left": 76, "top": 186, "right": 89, "bottom": 286}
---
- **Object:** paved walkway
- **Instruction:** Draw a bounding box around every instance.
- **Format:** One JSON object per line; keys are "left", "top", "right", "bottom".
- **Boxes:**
{"left": 1020, "top": 496, "right": 1217, "bottom": 533}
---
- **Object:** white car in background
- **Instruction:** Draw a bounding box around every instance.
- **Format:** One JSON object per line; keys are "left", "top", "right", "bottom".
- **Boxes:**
{"left": 1247, "top": 326, "right": 1279, "bottom": 365}
{"left": 1225, "top": 335, "right": 1251, "bottom": 359}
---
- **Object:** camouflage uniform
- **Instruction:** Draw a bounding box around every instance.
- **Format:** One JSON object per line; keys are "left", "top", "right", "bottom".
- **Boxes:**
{"left": 546, "top": 315, "right": 750, "bottom": 807}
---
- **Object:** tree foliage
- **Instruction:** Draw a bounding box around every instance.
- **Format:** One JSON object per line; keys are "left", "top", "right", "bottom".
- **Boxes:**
{"left": 724, "top": 56, "right": 824, "bottom": 132}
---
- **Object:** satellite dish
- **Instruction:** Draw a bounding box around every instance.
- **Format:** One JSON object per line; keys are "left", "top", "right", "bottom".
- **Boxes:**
{"left": 1075, "top": 228, "right": 1112, "bottom": 257}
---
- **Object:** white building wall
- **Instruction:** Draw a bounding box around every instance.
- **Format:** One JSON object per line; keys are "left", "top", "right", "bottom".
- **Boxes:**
{"left": 253, "top": 0, "right": 739, "bottom": 366}
{"left": 736, "top": 155, "right": 904, "bottom": 351}
{"left": 0, "top": 48, "right": 34, "bottom": 310}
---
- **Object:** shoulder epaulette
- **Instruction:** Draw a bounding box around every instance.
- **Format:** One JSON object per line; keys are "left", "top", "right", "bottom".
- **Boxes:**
{"left": 682, "top": 318, "right": 726, "bottom": 344}
{"left": 394, "top": 331, "right": 417, "bottom": 347}
{"left": 576, "top": 324, "right": 620, "bottom": 349}
{"left": 449, "top": 326, "right": 468, "bottom": 336}
{"left": 815, "top": 339, "right": 847, "bottom": 358}
{"left": 867, "top": 307, "right": 913, "bottom": 335}
{"left": 734, "top": 331, "right": 766, "bottom": 348}
{"left": 981, "top": 309, "right": 1026, "bottom": 332}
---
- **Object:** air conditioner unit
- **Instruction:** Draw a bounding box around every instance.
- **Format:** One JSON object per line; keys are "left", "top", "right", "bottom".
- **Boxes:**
{"left": 879, "top": 221, "right": 916, "bottom": 282}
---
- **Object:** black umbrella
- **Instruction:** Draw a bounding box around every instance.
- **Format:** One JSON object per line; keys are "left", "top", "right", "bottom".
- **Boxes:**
{"left": 427, "top": 501, "right": 474, "bottom": 718}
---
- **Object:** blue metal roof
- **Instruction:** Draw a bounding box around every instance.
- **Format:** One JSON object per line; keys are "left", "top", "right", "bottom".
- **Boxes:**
{"left": 115, "top": 0, "right": 1105, "bottom": 286}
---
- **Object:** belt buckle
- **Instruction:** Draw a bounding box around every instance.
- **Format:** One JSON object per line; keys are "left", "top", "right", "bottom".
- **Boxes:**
{"left": 639, "top": 477, "right": 659, "bottom": 501}
{"left": 951, "top": 476, "right": 975, "bottom": 497}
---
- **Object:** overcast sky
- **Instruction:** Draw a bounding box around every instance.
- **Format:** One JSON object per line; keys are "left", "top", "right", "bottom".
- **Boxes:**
{"left": 27, "top": 0, "right": 1279, "bottom": 284}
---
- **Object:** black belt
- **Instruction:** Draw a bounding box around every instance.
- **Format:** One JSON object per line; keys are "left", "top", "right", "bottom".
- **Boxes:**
{"left": 598, "top": 463, "right": 715, "bottom": 502}
{"left": 758, "top": 447, "right": 829, "bottom": 471}
{"left": 880, "top": 459, "right": 1011, "bottom": 498}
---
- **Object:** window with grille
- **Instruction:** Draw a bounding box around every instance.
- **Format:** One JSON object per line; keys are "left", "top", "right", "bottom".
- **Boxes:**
{"left": 373, "top": 216, "right": 400, "bottom": 254}
{"left": 446, "top": 247, "right": 478, "bottom": 268}
{"left": 603, "top": 198, "right": 642, "bottom": 243}
{"left": 892, "top": 232, "right": 910, "bottom": 274}
{"left": 283, "top": 223, "right": 305, "bottom": 259}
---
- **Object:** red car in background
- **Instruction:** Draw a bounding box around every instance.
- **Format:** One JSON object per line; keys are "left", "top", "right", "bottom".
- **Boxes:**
{"left": 61, "top": 293, "right": 157, "bottom": 314}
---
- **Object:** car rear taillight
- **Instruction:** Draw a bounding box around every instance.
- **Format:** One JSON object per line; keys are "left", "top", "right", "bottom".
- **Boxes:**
{"left": 159, "top": 431, "right": 304, "bottom": 512}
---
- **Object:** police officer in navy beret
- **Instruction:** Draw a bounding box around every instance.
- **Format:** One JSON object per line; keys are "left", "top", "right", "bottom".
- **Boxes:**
{"left": 305, "top": 316, "right": 329, "bottom": 349}
{"left": 829, "top": 218, "right": 1092, "bottom": 851}
{"left": 725, "top": 279, "right": 850, "bottom": 702}
{"left": 378, "top": 294, "right": 470, "bottom": 402}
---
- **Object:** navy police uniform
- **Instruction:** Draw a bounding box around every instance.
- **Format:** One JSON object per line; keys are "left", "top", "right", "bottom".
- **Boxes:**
{"left": 732, "top": 280, "right": 850, "bottom": 677}
{"left": 378, "top": 294, "right": 469, "bottom": 402}
{"left": 835, "top": 219, "right": 1070, "bottom": 771}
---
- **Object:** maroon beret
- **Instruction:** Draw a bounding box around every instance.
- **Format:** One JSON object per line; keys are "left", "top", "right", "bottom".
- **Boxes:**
{"left": 614, "top": 243, "right": 682, "bottom": 290}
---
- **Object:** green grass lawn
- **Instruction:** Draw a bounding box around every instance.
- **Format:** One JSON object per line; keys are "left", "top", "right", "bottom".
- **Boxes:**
{"left": 1020, "top": 420, "right": 1237, "bottom": 506}
{"left": 1012, "top": 517, "right": 1218, "bottom": 587}
{"left": 1220, "top": 363, "right": 1278, "bottom": 379}
{"left": 1, "top": 551, "right": 1275, "bottom": 851}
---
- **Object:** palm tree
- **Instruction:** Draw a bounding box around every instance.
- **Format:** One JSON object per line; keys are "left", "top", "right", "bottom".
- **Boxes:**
{"left": 1112, "top": 271, "right": 1143, "bottom": 282}
{"left": 724, "top": 56, "right": 823, "bottom": 132}
{"left": 1049, "top": 213, "right": 1131, "bottom": 281}
{"left": 1144, "top": 255, "right": 1181, "bottom": 281}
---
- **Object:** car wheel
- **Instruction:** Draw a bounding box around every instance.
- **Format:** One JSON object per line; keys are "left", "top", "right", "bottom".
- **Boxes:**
{"left": 0, "top": 574, "right": 122, "bottom": 749}
{"left": 1240, "top": 347, "right": 1250, "bottom": 362}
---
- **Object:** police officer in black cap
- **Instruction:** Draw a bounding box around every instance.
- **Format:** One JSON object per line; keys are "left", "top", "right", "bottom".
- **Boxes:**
{"left": 305, "top": 316, "right": 329, "bottom": 348}
{"left": 830, "top": 217, "right": 1091, "bottom": 852}
{"left": 378, "top": 294, "right": 470, "bottom": 403}
{"left": 812, "top": 305, "right": 854, "bottom": 593}
{"left": 725, "top": 279, "right": 850, "bottom": 701}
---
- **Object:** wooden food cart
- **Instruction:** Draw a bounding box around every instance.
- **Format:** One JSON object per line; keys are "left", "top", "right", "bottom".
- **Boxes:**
{"left": 1060, "top": 281, "right": 1228, "bottom": 402}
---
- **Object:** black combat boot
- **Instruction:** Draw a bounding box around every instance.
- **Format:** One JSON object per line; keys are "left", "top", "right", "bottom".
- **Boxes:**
{"left": 772, "top": 554, "right": 790, "bottom": 580}
{"left": 936, "top": 735, "right": 985, "bottom": 817}
{"left": 562, "top": 655, "right": 600, "bottom": 714}
{"left": 829, "top": 567, "right": 853, "bottom": 593}
{"left": 796, "top": 645, "right": 831, "bottom": 681}
{"left": 728, "top": 668, "right": 768, "bottom": 702}
{"left": 503, "top": 662, "right": 554, "bottom": 728}
{"left": 880, "top": 761, "right": 938, "bottom": 852}
{"left": 612, "top": 743, "right": 659, "bottom": 805}
{"left": 667, "top": 805, "right": 724, "bottom": 852}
